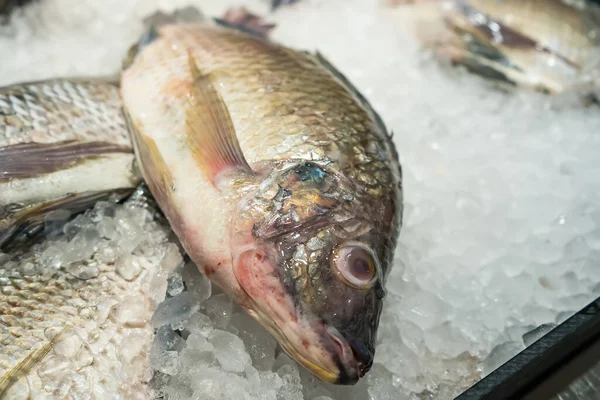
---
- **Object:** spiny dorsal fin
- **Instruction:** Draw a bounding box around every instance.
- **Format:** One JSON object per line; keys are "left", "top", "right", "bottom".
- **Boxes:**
{"left": 0, "top": 326, "right": 71, "bottom": 396}
{"left": 185, "top": 53, "right": 254, "bottom": 186}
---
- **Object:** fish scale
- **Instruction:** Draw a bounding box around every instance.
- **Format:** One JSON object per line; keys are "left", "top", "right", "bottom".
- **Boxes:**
{"left": 0, "top": 186, "right": 172, "bottom": 399}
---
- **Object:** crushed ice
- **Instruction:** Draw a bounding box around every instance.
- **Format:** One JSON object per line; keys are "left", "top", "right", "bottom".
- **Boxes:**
{"left": 3, "top": 0, "right": 600, "bottom": 399}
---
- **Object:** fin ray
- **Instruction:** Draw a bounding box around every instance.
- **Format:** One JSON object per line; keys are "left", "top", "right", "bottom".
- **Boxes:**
{"left": 185, "top": 53, "right": 254, "bottom": 184}
{"left": 0, "top": 327, "right": 71, "bottom": 396}
{"left": 0, "top": 189, "right": 133, "bottom": 250}
{"left": 0, "top": 140, "right": 132, "bottom": 182}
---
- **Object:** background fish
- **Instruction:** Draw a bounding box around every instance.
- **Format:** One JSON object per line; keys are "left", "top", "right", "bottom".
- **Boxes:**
{"left": 0, "top": 78, "right": 142, "bottom": 250}
{"left": 395, "top": 0, "right": 600, "bottom": 97}
{"left": 121, "top": 15, "right": 403, "bottom": 385}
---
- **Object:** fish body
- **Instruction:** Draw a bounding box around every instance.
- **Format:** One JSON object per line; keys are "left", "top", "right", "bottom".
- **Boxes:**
{"left": 404, "top": 0, "right": 600, "bottom": 95}
{"left": 121, "top": 19, "right": 403, "bottom": 384}
{"left": 0, "top": 79, "right": 142, "bottom": 250}
{"left": 0, "top": 186, "right": 172, "bottom": 400}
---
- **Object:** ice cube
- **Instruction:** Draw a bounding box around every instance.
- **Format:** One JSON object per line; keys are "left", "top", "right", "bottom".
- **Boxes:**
{"left": 63, "top": 214, "right": 93, "bottom": 240}
{"left": 109, "top": 296, "right": 152, "bottom": 327}
{"left": 564, "top": 236, "right": 590, "bottom": 259}
{"left": 62, "top": 228, "right": 100, "bottom": 263}
{"left": 397, "top": 289, "right": 450, "bottom": 331}
{"left": 276, "top": 363, "right": 303, "bottom": 400}
{"left": 168, "top": 273, "right": 185, "bottom": 297}
{"left": 161, "top": 243, "right": 184, "bottom": 274}
{"left": 209, "top": 329, "right": 251, "bottom": 373}
{"left": 367, "top": 364, "right": 409, "bottom": 400}
{"left": 203, "top": 293, "right": 233, "bottom": 329}
{"left": 154, "top": 325, "right": 186, "bottom": 353}
{"left": 423, "top": 322, "right": 469, "bottom": 358}
{"left": 95, "top": 242, "right": 118, "bottom": 264}
{"left": 19, "top": 261, "right": 36, "bottom": 276}
{"left": 258, "top": 371, "right": 283, "bottom": 397}
{"left": 153, "top": 350, "right": 179, "bottom": 375}
{"left": 92, "top": 200, "right": 117, "bottom": 220}
{"left": 151, "top": 292, "right": 201, "bottom": 329}
{"left": 230, "top": 310, "right": 277, "bottom": 370}
{"left": 150, "top": 326, "right": 185, "bottom": 376}
{"left": 66, "top": 260, "right": 100, "bottom": 280}
{"left": 185, "top": 312, "right": 214, "bottom": 337}
{"left": 522, "top": 323, "right": 557, "bottom": 347}
{"left": 115, "top": 216, "right": 144, "bottom": 253}
{"left": 186, "top": 332, "right": 214, "bottom": 352}
{"left": 44, "top": 209, "right": 72, "bottom": 238}
{"left": 483, "top": 341, "right": 524, "bottom": 376}
{"left": 115, "top": 254, "right": 142, "bottom": 281}
{"left": 183, "top": 261, "right": 212, "bottom": 302}
{"left": 375, "top": 342, "right": 420, "bottom": 380}
{"left": 96, "top": 218, "right": 117, "bottom": 240}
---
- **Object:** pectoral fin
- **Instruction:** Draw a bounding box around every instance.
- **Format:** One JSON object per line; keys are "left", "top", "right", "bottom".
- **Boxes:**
{"left": 0, "top": 140, "right": 132, "bottom": 182}
{"left": 185, "top": 53, "right": 254, "bottom": 186}
{"left": 0, "top": 189, "right": 132, "bottom": 251}
{"left": 125, "top": 113, "right": 174, "bottom": 210}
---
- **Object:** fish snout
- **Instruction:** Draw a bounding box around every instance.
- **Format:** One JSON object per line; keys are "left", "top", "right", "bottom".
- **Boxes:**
{"left": 346, "top": 335, "right": 374, "bottom": 378}
{"left": 325, "top": 326, "right": 374, "bottom": 385}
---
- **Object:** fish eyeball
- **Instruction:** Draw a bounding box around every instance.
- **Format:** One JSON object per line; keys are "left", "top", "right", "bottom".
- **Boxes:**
{"left": 331, "top": 242, "right": 379, "bottom": 289}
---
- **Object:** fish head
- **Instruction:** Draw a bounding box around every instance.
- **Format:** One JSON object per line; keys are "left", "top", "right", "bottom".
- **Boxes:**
{"left": 231, "top": 160, "right": 392, "bottom": 385}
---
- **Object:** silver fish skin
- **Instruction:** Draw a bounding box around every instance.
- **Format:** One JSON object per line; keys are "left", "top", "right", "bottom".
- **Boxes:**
{"left": 0, "top": 186, "right": 174, "bottom": 400}
{"left": 121, "top": 12, "right": 403, "bottom": 385}
{"left": 0, "top": 78, "right": 142, "bottom": 250}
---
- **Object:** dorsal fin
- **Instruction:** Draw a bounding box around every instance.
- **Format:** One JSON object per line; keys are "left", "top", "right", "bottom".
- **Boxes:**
{"left": 123, "top": 6, "right": 205, "bottom": 71}
{"left": 184, "top": 53, "right": 254, "bottom": 186}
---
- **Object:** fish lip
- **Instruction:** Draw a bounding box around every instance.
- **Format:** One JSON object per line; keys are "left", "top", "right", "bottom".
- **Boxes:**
{"left": 325, "top": 325, "right": 361, "bottom": 385}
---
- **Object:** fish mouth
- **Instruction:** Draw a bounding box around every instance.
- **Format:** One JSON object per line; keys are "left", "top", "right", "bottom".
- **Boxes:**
{"left": 242, "top": 295, "right": 371, "bottom": 385}
{"left": 232, "top": 247, "right": 372, "bottom": 384}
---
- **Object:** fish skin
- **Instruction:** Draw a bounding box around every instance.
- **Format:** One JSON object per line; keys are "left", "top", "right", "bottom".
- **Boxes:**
{"left": 0, "top": 185, "right": 172, "bottom": 400}
{"left": 0, "top": 78, "right": 142, "bottom": 249}
{"left": 121, "top": 18, "right": 402, "bottom": 384}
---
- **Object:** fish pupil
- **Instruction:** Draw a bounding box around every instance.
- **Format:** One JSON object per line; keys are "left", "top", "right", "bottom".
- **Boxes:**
{"left": 348, "top": 251, "right": 372, "bottom": 280}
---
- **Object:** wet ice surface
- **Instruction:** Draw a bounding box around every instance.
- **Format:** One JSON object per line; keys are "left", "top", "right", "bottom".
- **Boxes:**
{"left": 3, "top": 0, "right": 600, "bottom": 399}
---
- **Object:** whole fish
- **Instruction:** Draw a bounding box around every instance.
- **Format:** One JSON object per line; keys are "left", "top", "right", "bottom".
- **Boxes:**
{"left": 398, "top": 0, "right": 600, "bottom": 96}
{"left": 121, "top": 13, "right": 403, "bottom": 385}
{"left": 0, "top": 78, "right": 142, "bottom": 250}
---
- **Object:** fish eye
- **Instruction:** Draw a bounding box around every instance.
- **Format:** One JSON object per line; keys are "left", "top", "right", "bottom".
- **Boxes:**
{"left": 331, "top": 242, "right": 378, "bottom": 289}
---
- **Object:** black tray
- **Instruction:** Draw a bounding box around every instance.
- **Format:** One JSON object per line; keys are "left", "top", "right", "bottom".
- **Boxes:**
{"left": 455, "top": 296, "right": 600, "bottom": 400}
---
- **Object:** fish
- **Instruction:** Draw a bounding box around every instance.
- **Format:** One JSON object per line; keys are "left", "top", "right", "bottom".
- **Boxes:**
{"left": 271, "top": 0, "right": 303, "bottom": 11}
{"left": 121, "top": 11, "right": 403, "bottom": 385}
{"left": 0, "top": 185, "right": 174, "bottom": 400}
{"left": 218, "top": 6, "right": 277, "bottom": 39}
{"left": 0, "top": 78, "right": 142, "bottom": 250}
{"left": 397, "top": 0, "right": 600, "bottom": 97}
